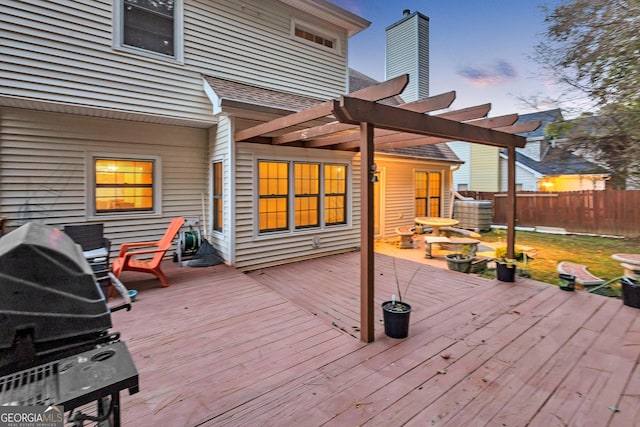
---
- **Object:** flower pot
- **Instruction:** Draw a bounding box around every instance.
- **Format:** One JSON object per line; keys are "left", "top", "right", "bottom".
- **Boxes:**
{"left": 558, "top": 273, "right": 576, "bottom": 291}
{"left": 470, "top": 256, "right": 489, "bottom": 274}
{"left": 381, "top": 301, "right": 412, "bottom": 339}
{"left": 445, "top": 254, "right": 473, "bottom": 274}
{"left": 496, "top": 262, "right": 516, "bottom": 282}
{"left": 621, "top": 277, "right": 640, "bottom": 308}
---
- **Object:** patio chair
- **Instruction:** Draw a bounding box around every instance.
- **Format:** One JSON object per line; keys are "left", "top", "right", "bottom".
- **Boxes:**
{"left": 63, "top": 223, "right": 112, "bottom": 298}
{"left": 111, "top": 217, "right": 185, "bottom": 288}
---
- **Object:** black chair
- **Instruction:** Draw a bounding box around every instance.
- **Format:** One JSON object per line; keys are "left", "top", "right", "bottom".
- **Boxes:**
{"left": 63, "top": 223, "right": 112, "bottom": 298}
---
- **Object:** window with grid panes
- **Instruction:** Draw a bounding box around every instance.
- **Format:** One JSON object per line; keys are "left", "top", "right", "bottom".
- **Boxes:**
{"left": 415, "top": 171, "right": 442, "bottom": 217}
{"left": 258, "top": 161, "right": 289, "bottom": 232}
{"left": 95, "top": 158, "right": 154, "bottom": 213}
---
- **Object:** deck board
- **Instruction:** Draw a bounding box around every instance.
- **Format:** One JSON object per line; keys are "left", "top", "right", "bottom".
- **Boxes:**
{"left": 109, "top": 251, "right": 640, "bottom": 426}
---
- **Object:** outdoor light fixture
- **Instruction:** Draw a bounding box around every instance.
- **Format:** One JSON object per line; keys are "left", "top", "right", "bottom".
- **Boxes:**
{"left": 370, "top": 164, "right": 379, "bottom": 183}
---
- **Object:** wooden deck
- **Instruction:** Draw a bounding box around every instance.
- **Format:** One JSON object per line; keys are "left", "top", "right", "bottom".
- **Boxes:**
{"left": 111, "top": 251, "right": 640, "bottom": 426}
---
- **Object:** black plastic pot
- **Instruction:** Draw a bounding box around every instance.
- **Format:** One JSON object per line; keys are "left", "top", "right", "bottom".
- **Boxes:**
{"left": 621, "top": 277, "right": 640, "bottom": 308}
{"left": 558, "top": 273, "right": 576, "bottom": 291}
{"left": 381, "top": 301, "right": 412, "bottom": 339}
{"left": 496, "top": 262, "right": 516, "bottom": 282}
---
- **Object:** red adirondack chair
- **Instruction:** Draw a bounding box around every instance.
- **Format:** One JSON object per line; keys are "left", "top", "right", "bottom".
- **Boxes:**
{"left": 111, "top": 217, "right": 185, "bottom": 288}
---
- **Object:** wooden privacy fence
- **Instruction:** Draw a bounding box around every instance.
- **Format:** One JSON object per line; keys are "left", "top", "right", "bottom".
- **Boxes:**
{"left": 459, "top": 190, "right": 640, "bottom": 238}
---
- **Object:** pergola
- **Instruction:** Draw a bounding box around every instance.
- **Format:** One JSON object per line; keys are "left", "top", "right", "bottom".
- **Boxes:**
{"left": 235, "top": 75, "right": 540, "bottom": 342}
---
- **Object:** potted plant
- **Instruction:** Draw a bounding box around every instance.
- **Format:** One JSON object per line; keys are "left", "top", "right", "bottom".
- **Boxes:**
{"left": 381, "top": 258, "right": 421, "bottom": 339}
{"left": 495, "top": 257, "right": 518, "bottom": 282}
{"left": 445, "top": 244, "right": 473, "bottom": 273}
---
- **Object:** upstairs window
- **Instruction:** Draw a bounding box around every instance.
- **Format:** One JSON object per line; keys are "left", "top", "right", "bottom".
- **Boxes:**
{"left": 294, "top": 26, "right": 334, "bottom": 49}
{"left": 292, "top": 20, "right": 339, "bottom": 53}
{"left": 116, "top": 0, "right": 183, "bottom": 60}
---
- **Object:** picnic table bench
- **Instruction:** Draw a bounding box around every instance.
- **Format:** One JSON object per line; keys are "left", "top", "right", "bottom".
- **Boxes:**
{"left": 556, "top": 261, "right": 605, "bottom": 287}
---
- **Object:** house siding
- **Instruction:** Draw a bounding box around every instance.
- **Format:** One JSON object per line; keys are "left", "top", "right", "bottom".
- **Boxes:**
{"left": 470, "top": 145, "right": 500, "bottom": 191}
{"left": 0, "top": 0, "right": 348, "bottom": 124}
{"left": 448, "top": 141, "right": 471, "bottom": 191}
{"left": 499, "top": 157, "right": 539, "bottom": 191}
{"left": 0, "top": 107, "right": 208, "bottom": 250}
{"left": 208, "top": 115, "right": 231, "bottom": 262}
{"left": 233, "top": 142, "right": 360, "bottom": 270}
{"left": 385, "top": 12, "right": 429, "bottom": 102}
{"left": 374, "top": 155, "right": 452, "bottom": 238}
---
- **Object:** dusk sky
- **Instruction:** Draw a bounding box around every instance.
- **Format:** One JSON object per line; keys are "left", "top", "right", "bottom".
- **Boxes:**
{"left": 332, "top": 0, "right": 567, "bottom": 117}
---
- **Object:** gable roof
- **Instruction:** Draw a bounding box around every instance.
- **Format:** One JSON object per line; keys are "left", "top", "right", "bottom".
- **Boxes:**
{"left": 514, "top": 144, "right": 609, "bottom": 176}
{"left": 515, "top": 108, "right": 563, "bottom": 139}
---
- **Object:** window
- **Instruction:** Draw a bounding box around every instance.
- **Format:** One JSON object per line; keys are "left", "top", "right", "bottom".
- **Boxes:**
{"left": 117, "top": 0, "right": 182, "bottom": 59}
{"left": 212, "top": 161, "right": 223, "bottom": 232}
{"left": 292, "top": 20, "right": 339, "bottom": 53}
{"left": 294, "top": 163, "right": 319, "bottom": 229}
{"left": 325, "top": 164, "right": 346, "bottom": 225}
{"left": 258, "top": 160, "right": 348, "bottom": 233}
{"left": 294, "top": 26, "right": 334, "bottom": 49}
{"left": 94, "top": 158, "right": 155, "bottom": 213}
{"left": 415, "top": 171, "right": 442, "bottom": 217}
{"left": 259, "top": 161, "right": 289, "bottom": 232}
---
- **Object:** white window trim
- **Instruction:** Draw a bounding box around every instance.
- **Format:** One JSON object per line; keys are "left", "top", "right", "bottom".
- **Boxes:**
{"left": 112, "top": 0, "right": 185, "bottom": 63}
{"left": 254, "top": 156, "right": 351, "bottom": 238}
{"left": 290, "top": 18, "right": 342, "bottom": 55}
{"left": 87, "top": 152, "right": 163, "bottom": 220}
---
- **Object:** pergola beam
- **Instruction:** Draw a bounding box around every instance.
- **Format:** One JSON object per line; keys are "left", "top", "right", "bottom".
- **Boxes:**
{"left": 356, "top": 116, "right": 537, "bottom": 151}
{"left": 271, "top": 90, "right": 457, "bottom": 146}
{"left": 234, "top": 74, "right": 409, "bottom": 142}
{"left": 307, "top": 102, "right": 493, "bottom": 149}
{"left": 334, "top": 96, "right": 527, "bottom": 148}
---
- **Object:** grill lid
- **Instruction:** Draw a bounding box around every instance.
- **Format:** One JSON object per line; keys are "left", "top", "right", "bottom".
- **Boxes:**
{"left": 0, "top": 223, "right": 112, "bottom": 350}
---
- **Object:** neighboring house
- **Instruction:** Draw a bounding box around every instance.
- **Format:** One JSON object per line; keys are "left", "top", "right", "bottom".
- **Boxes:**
{"left": 449, "top": 109, "right": 609, "bottom": 192}
{"left": 0, "top": 1, "right": 461, "bottom": 270}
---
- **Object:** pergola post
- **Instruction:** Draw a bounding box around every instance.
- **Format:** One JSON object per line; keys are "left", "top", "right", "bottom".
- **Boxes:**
{"left": 506, "top": 146, "right": 517, "bottom": 258}
{"left": 360, "top": 122, "right": 375, "bottom": 343}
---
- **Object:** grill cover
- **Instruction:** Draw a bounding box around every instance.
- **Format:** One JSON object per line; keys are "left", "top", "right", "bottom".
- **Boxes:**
{"left": 0, "top": 223, "right": 111, "bottom": 349}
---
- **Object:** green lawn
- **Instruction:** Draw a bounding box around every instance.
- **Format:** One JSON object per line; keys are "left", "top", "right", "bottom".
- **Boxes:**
{"left": 479, "top": 229, "right": 640, "bottom": 286}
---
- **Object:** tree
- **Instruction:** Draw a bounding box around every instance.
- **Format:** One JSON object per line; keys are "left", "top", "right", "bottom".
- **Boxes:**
{"left": 535, "top": 0, "right": 640, "bottom": 188}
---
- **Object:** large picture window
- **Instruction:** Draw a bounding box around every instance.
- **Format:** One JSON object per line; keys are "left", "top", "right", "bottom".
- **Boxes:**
{"left": 116, "top": 0, "right": 182, "bottom": 60}
{"left": 212, "top": 161, "right": 223, "bottom": 232}
{"left": 415, "top": 171, "right": 442, "bottom": 217}
{"left": 258, "top": 160, "right": 348, "bottom": 233}
{"left": 95, "top": 158, "right": 155, "bottom": 213}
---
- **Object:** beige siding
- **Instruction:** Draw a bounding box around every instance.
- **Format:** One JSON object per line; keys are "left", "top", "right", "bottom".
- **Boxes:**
{"left": 0, "top": 0, "right": 348, "bottom": 123}
{"left": 0, "top": 107, "right": 208, "bottom": 250}
{"left": 385, "top": 13, "right": 429, "bottom": 102}
{"left": 208, "top": 115, "right": 231, "bottom": 262}
{"left": 499, "top": 157, "right": 539, "bottom": 191}
{"left": 233, "top": 142, "right": 359, "bottom": 270}
{"left": 374, "top": 155, "right": 453, "bottom": 238}
{"left": 470, "top": 144, "right": 500, "bottom": 191}
{"left": 448, "top": 141, "right": 471, "bottom": 190}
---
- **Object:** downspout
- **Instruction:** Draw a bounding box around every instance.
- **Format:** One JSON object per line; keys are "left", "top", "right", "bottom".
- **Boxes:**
{"left": 448, "top": 164, "right": 461, "bottom": 218}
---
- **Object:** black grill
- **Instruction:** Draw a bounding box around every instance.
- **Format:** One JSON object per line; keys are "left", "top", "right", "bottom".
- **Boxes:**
{"left": 0, "top": 223, "right": 139, "bottom": 426}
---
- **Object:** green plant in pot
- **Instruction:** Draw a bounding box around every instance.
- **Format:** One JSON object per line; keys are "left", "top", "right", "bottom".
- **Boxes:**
{"left": 494, "top": 247, "right": 518, "bottom": 282}
{"left": 381, "top": 258, "right": 421, "bottom": 339}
